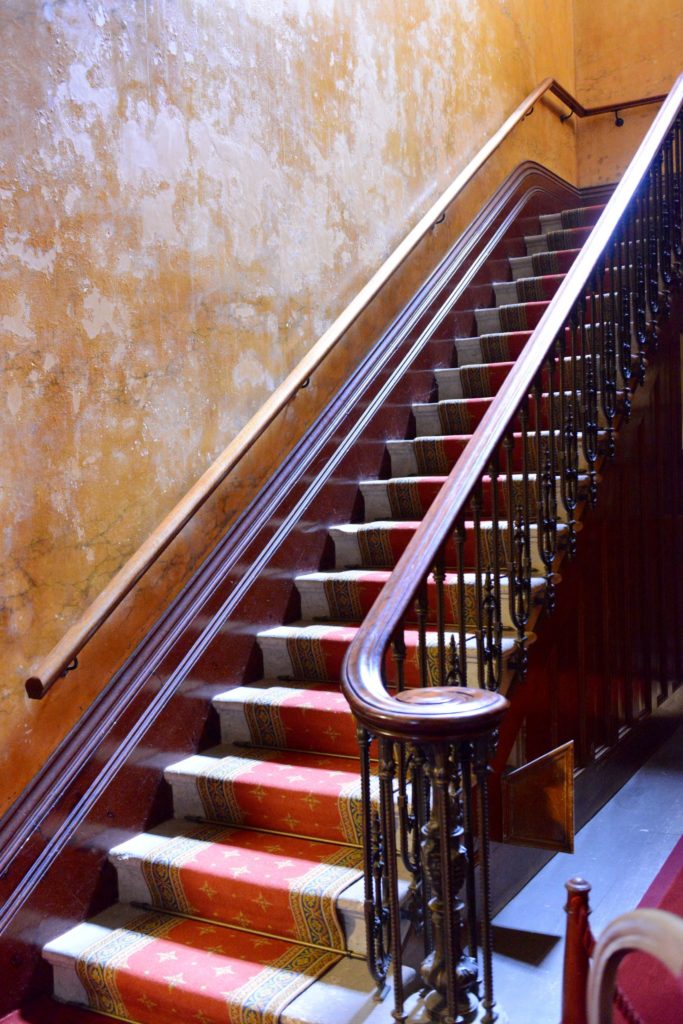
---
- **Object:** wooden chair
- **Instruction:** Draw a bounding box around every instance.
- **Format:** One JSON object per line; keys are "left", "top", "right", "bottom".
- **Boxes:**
{"left": 586, "top": 909, "right": 683, "bottom": 1024}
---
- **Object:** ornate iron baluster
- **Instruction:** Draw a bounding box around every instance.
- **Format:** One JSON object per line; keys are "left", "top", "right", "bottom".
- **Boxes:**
{"left": 672, "top": 117, "right": 683, "bottom": 262}
{"left": 416, "top": 576, "right": 429, "bottom": 690}
{"left": 661, "top": 137, "right": 674, "bottom": 287}
{"left": 378, "top": 738, "right": 405, "bottom": 1022}
{"left": 596, "top": 256, "right": 618, "bottom": 458}
{"left": 471, "top": 484, "right": 485, "bottom": 689}
{"left": 418, "top": 743, "right": 478, "bottom": 1024}
{"left": 634, "top": 187, "right": 649, "bottom": 380}
{"left": 358, "top": 725, "right": 389, "bottom": 991}
{"left": 473, "top": 733, "right": 501, "bottom": 1024}
{"left": 505, "top": 408, "right": 533, "bottom": 675}
{"left": 484, "top": 451, "right": 503, "bottom": 689}
{"left": 459, "top": 742, "right": 478, "bottom": 964}
{"left": 455, "top": 517, "right": 469, "bottom": 688}
{"left": 615, "top": 223, "right": 633, "bottom": 417}
{"left": 578, "top": 296, "right": 599, "bottom": 506}
{"left": 534, "top": 368, "right": 558, "bottom": 605}
{"left": 434, "top": 547, "right": 447, "bottom": 688}
{"left": 558, "top": 324, "right": 579, "bottom": 556}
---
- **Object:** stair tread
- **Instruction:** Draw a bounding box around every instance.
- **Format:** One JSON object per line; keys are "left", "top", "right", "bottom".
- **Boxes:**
{"left": 109, "top": 819, "right": 364, "bottom": 952}
{"left": 45, "top": 904, "right": 346, "bottom": 1024}
{"left": 213, "top": 681, "right": 360, "bottom": 756}
{"left": 165, "top": 744, "right": 374, "bottom": 846}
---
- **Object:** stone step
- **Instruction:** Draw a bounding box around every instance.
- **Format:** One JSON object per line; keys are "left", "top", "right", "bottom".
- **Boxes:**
{"left": 214, "top": 680, "right": 358, "bottom": 756}
{"left": 165, "top": 744, "right": 374, "bottom": 847}
{"left": 294, "top": 569, "right": 546, "bottom": 628}
{"left": 525, "top": 224, "right": 592, "bottom": 256}
{"left": 413, "top": 388, "right": 617, "bottom": 437}
{"left": 493, "top": 272, "right": 565, "bottom": 306}
{"left": 386, "top": 429, "right": 599, "bottom": 476}
{"left": 360, "top": 472, "right": 587, "bottom": 522}
{"left": 509, "top": 246, "right": 580, "bottom": 279}
{"left": 109, "top": 818, "right": 367, "bottom": 954}
{"left": 256, "top": 621, "right": 522, "bottom": 689}
{"left": 44, "top": 904, "right": 415, "bottom": 1024}
{"left": 330, "top": 519, "right": 569, "bottom": 573}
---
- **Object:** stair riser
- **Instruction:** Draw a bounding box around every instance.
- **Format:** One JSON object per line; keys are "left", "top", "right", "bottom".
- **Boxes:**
{"left": 414, "top": 391, "right": 616, "bottom": 437}
{"left": 332, "top": 522, "right": 564, "bottom": 574}
{"left": 475, "top": 294, "right": 618, "bottom": 335}
{"left": 217, "top": 685, "right": 362, "bottom": 757}
{"left": 361, "top": 476, "right": 584, "bottom": 522}
{"left": 387, "top": 432, "right": 595, "bottom": 476}
{"left": 297, "top": 575, "right": 543, "bottom": 629}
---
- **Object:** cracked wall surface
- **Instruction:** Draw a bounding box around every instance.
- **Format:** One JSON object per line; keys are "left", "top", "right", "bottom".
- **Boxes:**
{"left": 575, "top": 0, "right": 683, "bottom": 185}
{"left": 0, "top": 0, "right": 577, "bottom": 815}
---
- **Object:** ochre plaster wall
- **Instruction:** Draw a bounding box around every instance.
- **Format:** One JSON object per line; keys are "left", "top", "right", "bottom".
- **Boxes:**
{"left": 0, "top": 0, "right": 576, "bottom": 816}
{"left": 575, "top": 0, "right": 683, "bottom": 186}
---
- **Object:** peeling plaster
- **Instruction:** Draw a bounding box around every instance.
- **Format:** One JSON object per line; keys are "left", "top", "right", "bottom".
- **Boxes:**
{"left": 0, "top": 0, "right": 578, "bottom": 814}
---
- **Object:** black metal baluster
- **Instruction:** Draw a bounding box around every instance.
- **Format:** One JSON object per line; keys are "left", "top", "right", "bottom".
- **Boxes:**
{"left": 596, "top": 255, "right": 618, "bottom": 458}
{"left": 358, "top": 725, "right": 389, "bottom": 991}
{"left": 411, "top": 742, "right": 432, "bottom": 959}
{"left": 505, "top": 430, "right": 531, "bottom": 675}
{"left": 485, "top": 451, "right": 503, "bottom": 689}
{"left": 579, "top": 295, "right": 599, "bottom": 506}
{"left": 471, "top": 485, "right": 485, "bottom": 689}
{"left": 460, "top": 742, "right": 478, "bottom": 964}
{"left": 473, "top": 733, "right": 500, "bottom": 1024}
{"left": 455, "top": 518, "right": 468, "bottom": 688}
{"left": 615, "top": 223, "right": 633, "bottom": 417}
{"left": 416, "top": 576, "right": 429, "bottom": 690}
{"left": 634, "top": 186, "right": 649, "bottom": 380}
{"left": 646, "top": 163, "right": 660, "bottom": 334}
{"left": 419, "top": 745, "right": 478, "bottom": 1024}
{"left": 557, "top": 325, "right": 579, "bottom": 556}
{"left": 673, "top": 118, "right": 683, "bottom": 262}
{"left": 661, "top": 137, "right": 674, "bottom": 289}
{"left": 534, "top": 368, "right": 557, "bottom": 604}
{"left": 378, "top": 738, "right": 405, "bottom": 1021}
{"left": 434, "top": 548, "right": 447, "bottom": 688}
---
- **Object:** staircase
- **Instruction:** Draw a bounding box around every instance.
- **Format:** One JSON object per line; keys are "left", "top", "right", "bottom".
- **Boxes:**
{"left": 36, "top": 198, "right": 627, "bottom": 1023}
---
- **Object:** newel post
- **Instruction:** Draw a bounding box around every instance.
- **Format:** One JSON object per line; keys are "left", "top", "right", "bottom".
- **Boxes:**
{"left": 389, "top": 687, "right": 509, "bottom": 1024}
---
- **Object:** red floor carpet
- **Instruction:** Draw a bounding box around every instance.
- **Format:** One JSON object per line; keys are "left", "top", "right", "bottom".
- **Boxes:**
{"left": 617, "top": 836, "right": 683, "bottom": 1024}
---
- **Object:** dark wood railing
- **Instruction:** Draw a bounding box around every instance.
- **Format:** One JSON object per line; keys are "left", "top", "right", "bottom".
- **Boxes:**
{"left": 26, "top": 79, "right": 666, "bottom": 699}
{"left": 342, "top": 73, "right": 683, "bottom": 1022}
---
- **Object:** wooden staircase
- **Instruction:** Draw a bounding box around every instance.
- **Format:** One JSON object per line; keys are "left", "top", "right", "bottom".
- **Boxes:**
{"left": 32, "top": 197, "right": 639, "bottom": 1024}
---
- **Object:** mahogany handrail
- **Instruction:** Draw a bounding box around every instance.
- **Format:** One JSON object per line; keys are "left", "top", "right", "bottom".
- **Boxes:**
{"left": 342, "top": 71, "right": 683, "bottom": 742}
{"left": 26, "top": 77, "right": 669, "bottom": 698}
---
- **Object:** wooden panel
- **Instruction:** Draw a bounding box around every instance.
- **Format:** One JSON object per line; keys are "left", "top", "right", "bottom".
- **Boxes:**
{"left": 502, "top": 741, "right": 575, "bottom": 852}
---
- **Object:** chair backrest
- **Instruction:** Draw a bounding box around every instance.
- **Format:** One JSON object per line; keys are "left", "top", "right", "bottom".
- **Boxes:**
{"left": 587, "top": 908, "right": 683, "bottom": 1024}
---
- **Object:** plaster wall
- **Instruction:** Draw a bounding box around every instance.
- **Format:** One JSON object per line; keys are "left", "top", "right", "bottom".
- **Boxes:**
{"left": 0, "top": 0, "right": 576, "bottom": 815}
{"left": 574, "top": 0, "right": 683, "bottom": 186}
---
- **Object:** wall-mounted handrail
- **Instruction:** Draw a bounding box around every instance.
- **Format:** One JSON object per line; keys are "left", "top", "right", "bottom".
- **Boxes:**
{"left": 26, "top": 77, "right": 669, "bottom": 698}
{"left": 341, "top": 71, "right": 683, "bottom": 742}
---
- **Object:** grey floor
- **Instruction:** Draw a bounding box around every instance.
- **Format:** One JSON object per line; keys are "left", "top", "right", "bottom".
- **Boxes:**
{"left": 492, "top": 690, "right": 683, "bottom": 1023}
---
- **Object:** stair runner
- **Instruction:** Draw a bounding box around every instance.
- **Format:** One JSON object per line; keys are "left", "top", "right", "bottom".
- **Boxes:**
{"left": 44, "top": 202, "right": 606, "bottom": 1024}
